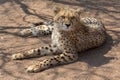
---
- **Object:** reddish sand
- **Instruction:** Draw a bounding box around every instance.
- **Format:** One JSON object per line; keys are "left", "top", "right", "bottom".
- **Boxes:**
{"left": 0, "top": 0, "right": 120, "bottom": 80}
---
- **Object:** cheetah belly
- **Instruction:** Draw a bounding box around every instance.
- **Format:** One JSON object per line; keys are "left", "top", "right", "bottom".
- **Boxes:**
{"left": 77, "top": 33, "right": 106, "bottom": 52}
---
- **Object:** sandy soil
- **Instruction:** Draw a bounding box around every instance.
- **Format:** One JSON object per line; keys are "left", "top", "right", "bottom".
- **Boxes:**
{"left": 0, "top": 0, "right": 120, "bottom": 80}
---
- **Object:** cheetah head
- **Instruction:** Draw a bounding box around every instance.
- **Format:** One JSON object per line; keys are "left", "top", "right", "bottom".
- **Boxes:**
{"left": 53, "top": 7, "right": 82, "bottom": 31}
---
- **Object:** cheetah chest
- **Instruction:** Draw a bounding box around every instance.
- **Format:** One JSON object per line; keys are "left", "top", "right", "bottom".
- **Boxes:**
{"left": 51, "top": 30, "right": 61, "bottom": 47}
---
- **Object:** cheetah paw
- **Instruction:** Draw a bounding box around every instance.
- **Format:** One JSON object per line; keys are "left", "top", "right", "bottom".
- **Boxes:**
{"left": 12, "top": 53, "right": 24, "bottom": 60}
{"left": 26, "top": 65, "right": 41, "bottom": 73}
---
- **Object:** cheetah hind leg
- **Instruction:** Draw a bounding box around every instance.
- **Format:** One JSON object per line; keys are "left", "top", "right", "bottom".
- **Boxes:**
{"left": 12, "top": 44, "right": 62, "bottom": 60}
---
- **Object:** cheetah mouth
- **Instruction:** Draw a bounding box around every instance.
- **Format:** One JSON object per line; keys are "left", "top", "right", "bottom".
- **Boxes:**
{"left": 55, "top": 23, "right": 73, "bottom": 31}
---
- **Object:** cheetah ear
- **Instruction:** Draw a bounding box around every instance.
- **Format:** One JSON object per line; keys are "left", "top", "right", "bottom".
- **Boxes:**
{"left": 54, "top": 7, "right": 61, "bottom": 15}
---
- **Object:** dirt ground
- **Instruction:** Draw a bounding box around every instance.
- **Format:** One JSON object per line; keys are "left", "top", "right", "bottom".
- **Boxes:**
{"left": 0, "top": 0, "right": 120, "bottom": 80}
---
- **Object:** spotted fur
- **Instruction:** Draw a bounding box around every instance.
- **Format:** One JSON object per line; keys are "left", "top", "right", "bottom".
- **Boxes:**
{"left": 18, "top": 21, "right": 54, "bottom": 37}
{"left": 12, "top": 8, "right": 106, "bottom": 72}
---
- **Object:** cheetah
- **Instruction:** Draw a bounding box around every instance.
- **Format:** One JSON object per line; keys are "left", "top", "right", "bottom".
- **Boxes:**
{"left": 12, "top": 8, "right": 106, "bottom": 72}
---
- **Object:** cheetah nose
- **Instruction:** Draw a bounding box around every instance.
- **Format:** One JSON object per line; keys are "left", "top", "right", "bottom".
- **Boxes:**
{"left": 65, "top": 24, "right": 71, "bottom": 27}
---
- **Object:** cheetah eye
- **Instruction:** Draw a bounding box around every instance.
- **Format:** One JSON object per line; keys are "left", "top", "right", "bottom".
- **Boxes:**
{"left": 61, "top": 16, "right": 65, "bottom": 19}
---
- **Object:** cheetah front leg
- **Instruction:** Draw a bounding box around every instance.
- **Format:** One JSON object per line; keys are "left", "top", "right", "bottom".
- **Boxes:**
{"left": 12, "top": 44, "right": 62, "bottom": 60}
{"left": 19, "top": 23, "right": 53, "bottom": 37}
{"left": 26, "top": 52, "right": 78, "bottom": 72}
